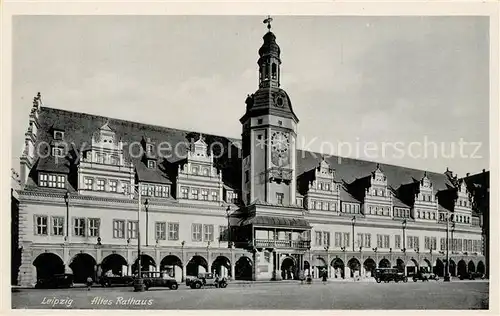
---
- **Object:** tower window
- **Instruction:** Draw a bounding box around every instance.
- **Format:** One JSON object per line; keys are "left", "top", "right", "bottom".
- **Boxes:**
{"left": 54, "top": 131, "right": 64, "bottom": 140}
{"left": 257, "top": 134, "right": 262, "bottom": 140}
{"left": 52, "top": 147, "right": 64, "bottom": 157}
{"left": 276, "top": 193, "right": 284, "bottom": 205}
{"left": 278, "top": 120, "right": 283, "bottom": 126}
{"left": 258, "top": 119, "right": 263, "bottom": 125}
{"left": 271, "top": 63, "right": 277, "bottom": 80}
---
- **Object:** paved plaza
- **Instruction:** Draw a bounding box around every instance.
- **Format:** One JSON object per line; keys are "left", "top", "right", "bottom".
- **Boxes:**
{"left": 12, "top": 280, "right": 488, "bottom": 310}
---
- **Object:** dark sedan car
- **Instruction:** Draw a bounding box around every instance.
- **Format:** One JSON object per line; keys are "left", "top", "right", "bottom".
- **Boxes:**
{"left": 138, "top": 271, "right": 178, "bottom": 290}
{"left": 374, "top": 268, "right": 408, "bottom": 283}
{"left": 99, "top": 275, "right": 134, "bottom": 287}
{"left": 35, "top": 274, "right": 74, "bottom": 289}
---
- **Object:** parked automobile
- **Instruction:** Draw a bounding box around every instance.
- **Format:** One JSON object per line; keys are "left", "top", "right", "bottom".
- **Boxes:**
{"left": 188, "top": 272, "right": 228, "bottom": 289}
{"left": 374, "top": 268, "right": 408, "bottom": 283}
{"left": 412, "top": 271, "right": 439, "bottom": 282}
{"left": 137, "top": 271, "right": 178, "bottom": 290}
{"left": 35, "top": 273, "right": 74, "bottom": 289}
{"left": 99, "top": 274, "right": 134, "bottom": 287}
{"left": 459, "top": 272, "right": 485, "bottom": 280}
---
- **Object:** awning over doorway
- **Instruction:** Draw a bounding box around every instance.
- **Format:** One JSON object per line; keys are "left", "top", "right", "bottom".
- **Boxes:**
{"left": 239, "top": 215, "right": 311, "bottom": 229}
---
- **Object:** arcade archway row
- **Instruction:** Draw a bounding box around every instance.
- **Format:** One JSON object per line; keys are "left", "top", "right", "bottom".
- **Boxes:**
{"left": 310, "top": 256, "right": 485, "bottom": 279}
{"left": 32, "top": 252, "right": 254, "bottom": 284}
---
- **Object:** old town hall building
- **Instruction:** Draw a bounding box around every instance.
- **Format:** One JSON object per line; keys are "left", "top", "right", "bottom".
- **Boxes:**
{"left": 14, "top": 21, "right": 487, "bottom": 287}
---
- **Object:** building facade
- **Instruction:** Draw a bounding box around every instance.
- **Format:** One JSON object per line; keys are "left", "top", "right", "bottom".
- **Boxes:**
{"left": 14, "top": 24, "right": 487, "bottom": 287}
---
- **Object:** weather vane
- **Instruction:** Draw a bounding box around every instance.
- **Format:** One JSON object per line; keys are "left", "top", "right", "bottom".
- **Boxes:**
{"left": 263, "top": 15, "right": 273, "bottom": 31}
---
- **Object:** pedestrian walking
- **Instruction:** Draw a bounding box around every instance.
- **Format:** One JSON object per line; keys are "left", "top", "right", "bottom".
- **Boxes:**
{"left": 86, "top": 276, "right": 93, "bottom": 291}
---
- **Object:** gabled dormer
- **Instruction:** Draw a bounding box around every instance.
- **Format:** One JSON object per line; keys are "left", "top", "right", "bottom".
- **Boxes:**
{"left": 453, "top": 180, "right": 473, "bottom": 225}
{"left": 413, "top": 172, "right": 438, "bottom": 222}
{"left": 363, "top": 164, "right": 392, "bottom": 217}
{"left": 78, "top": 120, "right": 135, "bottom": 198}
{"left": 176, "top": 134, "right": 223, "bottom": 204}
{"left": 300, "top": 157, "right": 341, "bottom": 211}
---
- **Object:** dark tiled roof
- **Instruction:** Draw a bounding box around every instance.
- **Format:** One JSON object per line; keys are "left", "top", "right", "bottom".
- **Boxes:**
{"left": 393, "top": 196, "right": 411, "bottom": 208}
{"left": 34, "top": 107, "right": 241, "bottom": 189}
{"left": 33, "top": 107, "right": 457, "bottom": 199}
{"left": 339, "top": 186, "right": 362, "bottom": 203}
{"left": 36, "top": 156, "right": 71, "bottom": 173}
{"left": 239, "top": 215, "right": 310, "bottom": 229}
{"left": 296, "top": 150, "right": 453, "bottom": 191}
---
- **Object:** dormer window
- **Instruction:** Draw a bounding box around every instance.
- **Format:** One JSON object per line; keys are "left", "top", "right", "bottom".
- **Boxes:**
{"left": 54, "top": 131, "right": 64, "bottom": 140}
{"left": 52, "top": 147, "right": 64, "bottom": 157}
{"left": 147, "top": 160, "right": 156, "bottom": 169}
{"left": 146, "top": 144, "right": 154, "bottom": 153}
{"left": 192, "top": 166, "right": 199, "bottom": 175}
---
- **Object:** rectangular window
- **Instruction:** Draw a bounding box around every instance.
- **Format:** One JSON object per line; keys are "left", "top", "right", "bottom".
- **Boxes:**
{"left": 52, "top": 147, "right": 64, "bottom": 157}
{"left": 335, "top": 232, "right": 341, "bottom": 247}
{"left": 141, "top": 184, "right": 148, "bottom": 196}
{"left": 431, "top": 237, "right": 437, "bottom": 250}
{"left": 127, "top": 221, "right": 138, "bottom": 239}
{"left": 204, "top": 224, "right": 214, "bottom": 242}
{"left": 162, "top": 186, "right": 169, "bottom": 197}
{"left": 51, "top": 216, "right": 64, "bottom": 236}
{"left": 84, "top": 177, "right": 93, "bottom": 190}
{"left": 395, "top": 235, "right": 401, "bottom": 249}
{"left": 365, "top": 234, "right": 371, "bottom": 248}
{"left": 35, "top": 215, "right": 48, "bottom": 235}
{"left": 192, "top": 224, "right": 202, "bottom": 242}
{"left": 440, "top": 237, "right": 446, "bottom": 251}
{"left": 57, "top": 175, "right": 65, "bottom": 188}
{"left": 219, "top": 225, "right": 228, "bottom": 242}
{"left": 48, "top": 174, "right": 57, "bottom": 187}
{"left": 168, "top": 222, "right": 179, "bottom": 240}
{"left": 113, "top": 220, "right": 125, "bottom": 238}
{"left": 324, "top": 232, "right": 331, "bottom": 246}
{"left": 148, "top": 185, "right": 154, "bottom": 196}
{"left": 357, "top": 233, "right": 363, "bottom": 248}
{"left": 97, "top": 179, "right": 105, "bottom": 191}
{"left": 343, "top": 233, "right": 350, "bottom": 248}
{"left": 425, "top": 236, "right": 430, "bottom": 250}
{"left": 192, "top": 166, "right": 199, "bottom": 175}
{"left": 181, "top": 187, "right": 189, "bottom": 199}
{"left": 110, "top": 156, "right": 119, "bottom": 165}
{"left": 276, "top": 193, "right": 284, "bottom": 205}
{"left": 414, "top": 236, "right": 420, "bottom": 249}
{"left": 383, "top": 235, "right": 390, "bottom": 248}
{"left": 192, "top": 188, "right": 199, "bottom": 200}
{"left": 147, "top": 160, "right": 156, "bottom": 169}
{"left": 122, "top": 182, "right": 129, "bottom": 195}
{"left": 211, "top": 191, "right": 219, "bottom": 201}
{"left": 73, "top": 218, "right": 85, "bottom": 237}
{"left": 39, "top": 174, "right": 48, "bottom": 186}
{"left": 201, "top": 189, "right": 209, "bottom": 201}
{"left": 54, "top": 131, "right": 64, "bottom": 140}
{"left": 109, "top": 180, "right": 117, "bottom": 192}
{"left": 88, "top": 218, "right": 100, "bottom": 237}
{"left": 315, "top": 231, "right": 322, "bottom": 246}
{"left": 156, "top": 222, "right": 166, "bottom": 240}
{"left": 377, "top": 234, "right": 383, "bottom": 248}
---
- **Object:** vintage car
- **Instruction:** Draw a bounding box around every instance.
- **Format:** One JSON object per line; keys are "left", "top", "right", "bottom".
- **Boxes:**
{"left": 35, "top": 273, "right": 74, "bottom": 289}
{"left": 187, "top": 272, "right": 228, "bottom": 289}
{"left": 137, "top": 271, "right": 179, "bottom": 290}
{"left": 459, "top": 272, "right": 485, "bottom": 280}
{"left": 99, "top": 274, "right": 135, "bottom": 287}
{"left": 412, "top": 271, "right": 439, "bottom": 282}
{"left": 374, "top": 268, "right": 408, "bottom": 283}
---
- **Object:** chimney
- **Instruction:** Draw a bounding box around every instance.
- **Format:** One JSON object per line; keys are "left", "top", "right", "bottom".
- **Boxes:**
{"left": 466, "top": 173, "right": 470, "bottom": 177}
{"left": 482, "top": 169, "right": 486, "bottom": 173}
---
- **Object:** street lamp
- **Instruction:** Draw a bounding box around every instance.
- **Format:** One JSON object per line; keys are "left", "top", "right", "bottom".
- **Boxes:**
{"left": 401, "top": 220, "right": 407, "bottom": 253}
{"left": 351, "top": 216, "right": 356, "bottom": 252}
{"left": 225, "top": 206, "right": 232, "bottom": 248}
{"left": 133, "top": 187, "right": 146, "bottom": 292}
{"left": 64, "top": 191, "right": 70, "bottom": 242}
{"left": 144, "top": 199, "right": 149, "bottom": 247}
{"left": 444, "top": 212, "right": 453, "bottom": 282}
{"left": 207, "top": 241, "right": 211, "bottom": 273}
{"left": 451, "top": 221, "right": 456, "bottom": 254}
{"left": 181, "top": 241, "right": 185, "bottom": 282}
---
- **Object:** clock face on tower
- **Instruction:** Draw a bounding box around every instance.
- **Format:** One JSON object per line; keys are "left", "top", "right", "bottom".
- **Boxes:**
{"left": 270, "top": 131, "right": 290, "bottom": 166}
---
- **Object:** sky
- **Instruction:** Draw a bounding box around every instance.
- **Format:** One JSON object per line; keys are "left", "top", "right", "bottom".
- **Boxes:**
{"left": 12, "top": 15, "right": 489, "bottom": 177}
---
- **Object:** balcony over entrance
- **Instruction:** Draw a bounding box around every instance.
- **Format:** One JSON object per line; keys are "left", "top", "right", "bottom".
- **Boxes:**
{"left": 255, "top": 239, "right": 311, "bottom": 249}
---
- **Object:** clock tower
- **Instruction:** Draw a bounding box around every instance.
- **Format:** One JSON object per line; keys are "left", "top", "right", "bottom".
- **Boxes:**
{"left": 240, "top": 19, "right": 299, "bottom": 207}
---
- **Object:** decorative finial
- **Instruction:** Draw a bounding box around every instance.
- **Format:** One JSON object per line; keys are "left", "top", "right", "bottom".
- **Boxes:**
{"left": 424, "top": 171, "right": 427, "bottom": 177}
{"left": 36, "top": 92, "right": 41, "bottom": 100}
{"left": 263, "top": 15, "right": 273, "bottom": 31}
{"left": 376, "top": 163, "right": 380, "bottom": 169}
{"left": 199, "top": 133, "right": 204, "bottom": 142}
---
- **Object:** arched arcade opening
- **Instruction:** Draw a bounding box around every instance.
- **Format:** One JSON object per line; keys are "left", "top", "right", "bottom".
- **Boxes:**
{"left": 69, "top": 253, "right": 97, "bottom": 283}
{"left": 33, "top": 253, "right": 65, "bottom": 281}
